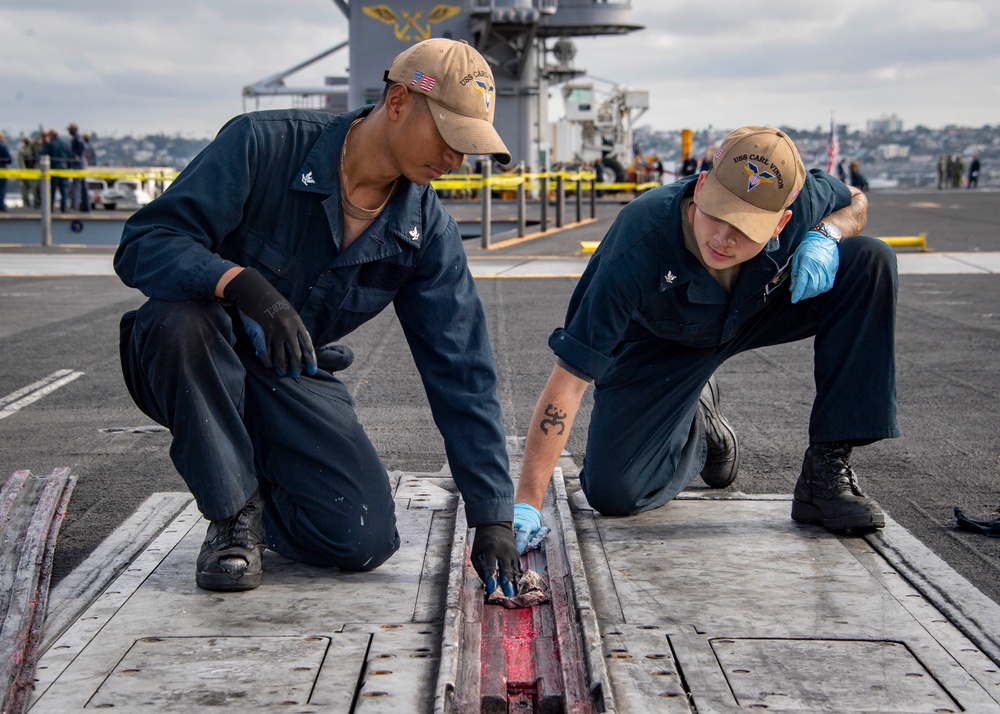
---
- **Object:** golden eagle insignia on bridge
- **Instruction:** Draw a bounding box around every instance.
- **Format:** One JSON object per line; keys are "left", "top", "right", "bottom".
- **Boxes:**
{"left": 363, "top": 4, "right": 462, "bottom": 42}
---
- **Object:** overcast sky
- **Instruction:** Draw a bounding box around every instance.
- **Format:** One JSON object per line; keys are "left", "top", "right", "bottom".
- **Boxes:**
{"left": 2, "top": 0, "right": 998, "bottom": 139}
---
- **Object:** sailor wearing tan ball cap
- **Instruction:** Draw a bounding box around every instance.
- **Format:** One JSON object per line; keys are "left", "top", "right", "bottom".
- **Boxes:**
{"left": 386, "top": 37, "right": 511, "bottom": 165}
{"left": 512, "top": 125, "right": 900, "bottom": 553}
{"left": 114, "top": 37, "right": 521, "bottom": 597}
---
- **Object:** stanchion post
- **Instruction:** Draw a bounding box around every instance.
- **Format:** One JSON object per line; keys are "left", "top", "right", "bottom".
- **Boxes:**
{"left": 517, "top": 162, "right": 526, "bottom": 238}
{"left": 556, "top": 173, "right": 565, "bottom": 229}
{"left": 480, "top": 160, "right": 492, "bottom": 250}
{"left": 539, "top": 173, "right": 548, "bottom": 233}
{"left": 40, "top": 155, "right": 52, "bottom": 248}
{"left": 575, "top": 173, "right": 582, "bottom": 223}
{"left": 590, "top": 171, "right": 596, "bottom": 219}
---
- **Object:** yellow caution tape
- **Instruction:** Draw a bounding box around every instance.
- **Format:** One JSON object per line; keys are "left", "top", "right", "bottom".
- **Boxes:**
{"left": 0, "top": 168, "right": 179, "bottom": 181}
{"left": 0, "top": 167, "right": 660, "bottom": 195}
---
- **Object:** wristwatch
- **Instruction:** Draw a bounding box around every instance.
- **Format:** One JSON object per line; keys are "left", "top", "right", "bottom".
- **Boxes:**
{"left": 811, "top": 221, "right": 843, "bottom": 243}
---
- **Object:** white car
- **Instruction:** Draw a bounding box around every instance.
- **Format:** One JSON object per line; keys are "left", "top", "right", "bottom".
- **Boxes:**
{"left": 86, "top": 179, "right": 109, "bottom": 210}
{"left": 101, "top": 179, "right": 153, "bottom": 210}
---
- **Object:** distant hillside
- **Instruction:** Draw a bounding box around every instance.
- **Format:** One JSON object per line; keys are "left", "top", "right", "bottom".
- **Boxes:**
{"left": 89, "top": 134, "right": 212, "bottom": 170}
{"left": 10, "top": 122, "right": 996, "bottom": 189}
{"left": 634, "top": 123, "right": 999, "bottom": 188}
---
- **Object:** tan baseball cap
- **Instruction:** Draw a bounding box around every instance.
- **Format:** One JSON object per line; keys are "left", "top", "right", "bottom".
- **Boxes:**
{"left": 695, "top": 126, "right": 806, "bottom": 244}
{"left": 387, "top": 38, "right": 511, "bottom": 165}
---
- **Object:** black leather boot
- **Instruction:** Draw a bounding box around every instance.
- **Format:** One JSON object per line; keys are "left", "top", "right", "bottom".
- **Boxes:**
{"left": 698, "top": 375, "right": 740, "bottom": 488}
{"left": 791, "top": 442, "right": 885, "bottom": 531}
{"left": 196, "top": 491, "right": 266, "bottom": 591}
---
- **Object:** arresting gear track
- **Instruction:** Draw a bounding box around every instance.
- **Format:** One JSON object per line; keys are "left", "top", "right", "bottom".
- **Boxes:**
{"left": 439, "top": 467, "right": 611, "bottom": 713}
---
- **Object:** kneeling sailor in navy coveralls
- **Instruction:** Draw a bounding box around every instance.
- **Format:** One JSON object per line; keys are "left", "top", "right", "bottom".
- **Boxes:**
{"left": 511, "top": 127, "right": 897, "bottom": 552}
{"left": 115, "top": 38, "right": 521, "bottom": 594}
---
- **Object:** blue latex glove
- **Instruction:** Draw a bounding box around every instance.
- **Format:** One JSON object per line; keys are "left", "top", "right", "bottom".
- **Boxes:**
{"left": 513, "top": 502, "right": 546, "bottom": 555}
{"left": 238, "top": 309, "right": 269, "bottom": 364}
{"left": 790, "top": 231, "right": 840, "bottom": 303}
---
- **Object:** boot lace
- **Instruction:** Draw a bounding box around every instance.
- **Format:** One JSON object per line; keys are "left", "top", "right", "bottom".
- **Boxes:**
{"left": 813, "top": 442, "right": 863, "bottom": 495}
{"left": 210, "top": 498, "right": 263, "bottom": 550}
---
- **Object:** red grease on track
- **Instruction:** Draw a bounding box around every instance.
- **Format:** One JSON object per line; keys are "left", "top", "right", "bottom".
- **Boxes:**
{"left": 479, "top": 556, "right": 565, "bottom": 712}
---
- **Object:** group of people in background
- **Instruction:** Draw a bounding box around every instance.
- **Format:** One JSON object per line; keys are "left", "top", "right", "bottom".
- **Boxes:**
{"left": 938, "top": 153, "right": 980, "bottom": 189}
{"left": 688, "top": 149, "right": 877, "bottom": 193}
{"left": 834, "top": 158, "right": 869, "bottom": 193}
{"left": 0, "top": 132, "right": 11, "bottom": 211}
{"left": 677, "top": 147, "right": 716, "bottom": 178}
{"left": 681, "top": 147, "right": 984, "bottom": 195}
{"left": 0, "top": 123, "right": 95, "bottom": 212}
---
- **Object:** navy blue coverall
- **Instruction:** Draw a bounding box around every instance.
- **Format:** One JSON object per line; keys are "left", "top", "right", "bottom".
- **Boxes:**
{"left": 115, "top": 107, "right": 513, "bottom": 570}
{"left": 41, "top": 136, "right": 73, "bottom": 213}
{"left": 550, "top": 172, "right": 899, "bottom": 516}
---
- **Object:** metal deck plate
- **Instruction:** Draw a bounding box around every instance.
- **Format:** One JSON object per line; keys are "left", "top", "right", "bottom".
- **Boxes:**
{"left": 571, "top": 490, "right": 1000, "bottom": 713}
{"left": 26, "top": 469, "right": 1000, "bottom": 712}
{"left": 711, "top": 637, "right": 955, "bottom": 711}
{"left": 29, "top": 475, "right": 456, "bottom": 713}
{"left": 88, "top": 634, "right": 345, "bottom": 710}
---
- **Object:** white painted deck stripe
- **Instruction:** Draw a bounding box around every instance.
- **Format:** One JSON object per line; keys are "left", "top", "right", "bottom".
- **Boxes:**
{"left": 0, "top": 370, "right": 85, "bottom": 420}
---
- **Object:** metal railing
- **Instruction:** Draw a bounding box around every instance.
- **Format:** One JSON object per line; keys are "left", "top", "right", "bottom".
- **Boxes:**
{"left": 0, "top": 157, "right": 179, "bottom": 247}
{"left": 0, "top": 162, "right": 658, "bottom": 249}
{"left": 430, "top": 166, "right": 658, "bottom": 248}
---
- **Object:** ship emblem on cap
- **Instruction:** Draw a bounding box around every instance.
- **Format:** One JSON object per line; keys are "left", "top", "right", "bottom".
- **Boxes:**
{"left": 473, "top": 80, "right": 494, "bottom": 109}
{"left": 743, "top": 161, "right": 774, "bottom": 192}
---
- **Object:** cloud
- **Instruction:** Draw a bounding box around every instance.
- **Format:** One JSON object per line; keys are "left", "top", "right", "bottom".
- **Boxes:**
{"left": 560, "top": 0, "right": 1000, "bottom": 131}
{"left": 1, "top": 0, "right": 349, "bottom": 136}
{"left": 1, "top": 0, "right": 997, "bottom": 137}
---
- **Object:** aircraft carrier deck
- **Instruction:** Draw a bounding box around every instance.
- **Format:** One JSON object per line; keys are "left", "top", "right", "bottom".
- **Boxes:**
{"left": 1, "top": 187, "right": 999, "bottom": 712}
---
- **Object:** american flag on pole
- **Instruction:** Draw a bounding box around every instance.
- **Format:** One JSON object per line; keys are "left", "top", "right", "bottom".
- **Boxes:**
{"left": 825, "top": 116, "right": 840, "bottom": 174}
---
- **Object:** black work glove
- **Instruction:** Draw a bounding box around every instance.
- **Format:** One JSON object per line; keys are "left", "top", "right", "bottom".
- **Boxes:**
{"left": 471, "top": 522, "right": 520, "bottom": 597}
{"left": 223, "top": 267, "right": 317, "bottom": 378}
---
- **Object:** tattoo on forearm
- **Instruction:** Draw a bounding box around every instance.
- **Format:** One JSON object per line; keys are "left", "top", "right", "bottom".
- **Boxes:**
{"left": 827, "top": 192, "right": 868, "bottom": 237}
{"left": 540, "top": 403, "right": 567, "bottom": 436}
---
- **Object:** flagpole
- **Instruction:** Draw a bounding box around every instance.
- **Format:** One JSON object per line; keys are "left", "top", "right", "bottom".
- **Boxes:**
{"left": 826, "top": 112, "right": 840, "bottom": 176}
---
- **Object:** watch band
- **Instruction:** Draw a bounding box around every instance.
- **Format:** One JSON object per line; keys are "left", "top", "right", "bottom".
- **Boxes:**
{"left": 812, "top": 221, "right": 842, "bottom": 243}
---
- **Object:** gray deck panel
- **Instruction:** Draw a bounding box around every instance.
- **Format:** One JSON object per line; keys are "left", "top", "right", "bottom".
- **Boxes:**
{"left": 29, "top": 487, "right": 453, "bottom": 713}
{"left": 3, "top": 252, "right": 1000, "bottom": 278}
{"left": 896, "top": 253, "right": 994, "bottom": 274}
{"left": 571, "top": 490, "right": 1000, "bottom": 712}
{"left": 87, "top": 633, "right": 354, "bottom": 711}
{"left": 24, "top": 467, "right": 1000, "bottom": 712}
{"left": 498, "top": 258, "right": 590, "bottom": 276}
{"left": 933, "top": 252, "right": 1000, "bottom": 272}
{"left": 346, "top": 622, "right": 442, "bottom": 713}
{"left": 600, "top": 626, "right": 692, "bottom": 712}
